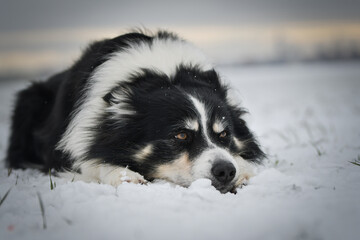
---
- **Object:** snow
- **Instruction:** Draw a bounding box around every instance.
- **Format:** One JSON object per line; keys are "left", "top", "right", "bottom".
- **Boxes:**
{"left": 1, "top": 62, "right": 360, "bottom": 240}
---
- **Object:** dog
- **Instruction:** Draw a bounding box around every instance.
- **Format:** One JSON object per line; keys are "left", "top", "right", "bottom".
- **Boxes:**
{"left": 6, "top": 30, "right": 265, "bottom": 193}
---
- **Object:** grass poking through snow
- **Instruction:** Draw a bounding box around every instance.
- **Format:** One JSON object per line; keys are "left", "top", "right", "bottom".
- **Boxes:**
{"left": 49, "top": 169, "right": 56, "bottom": 190}
{"left": 350, "top": 155, "right": 360, "bottom": 167}
{"left": 0, "top": 187, "right": 12, "bottom": 207}
{"left": 37, "top": 192, "right": 47, "bottom": 229}
{"left": 311, "top": 143, "right": 324, "bottom": 156}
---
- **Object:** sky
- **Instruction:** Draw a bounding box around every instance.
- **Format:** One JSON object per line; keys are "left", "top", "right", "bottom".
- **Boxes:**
{"left": 1, "top": 0, "right": 360, "bottom": 78}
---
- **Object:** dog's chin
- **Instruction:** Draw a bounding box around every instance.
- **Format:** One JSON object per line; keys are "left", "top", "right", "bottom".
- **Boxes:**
{"left": 209, "top": 178, "right": 248, "bottom": 194}
{"left": 171, "top": 178, "right": 237, "bottom": 194}
{"left": 211, "top": 181, "right": 237, "bottom": 194}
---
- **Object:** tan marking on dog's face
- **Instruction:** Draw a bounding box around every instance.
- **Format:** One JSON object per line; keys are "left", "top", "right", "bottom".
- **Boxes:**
{"left": 212, "top": 121, "right": 225, "bottom": 133}
{"left": 133, "top": 144, "right": 153, "bottom": 163}
{"left": 233, "top": 137, "right": 244, "bottom": 150}
{"left": 184, "top": 119, "right": 199, "bottom": 131}
{"left": 151, "top": 153, "right": 192, "bottom": 186}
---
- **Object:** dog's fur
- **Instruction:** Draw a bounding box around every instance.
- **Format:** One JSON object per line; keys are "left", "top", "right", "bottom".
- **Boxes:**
{"left": 6, "top": 31, "right": 264, "bottom": 193}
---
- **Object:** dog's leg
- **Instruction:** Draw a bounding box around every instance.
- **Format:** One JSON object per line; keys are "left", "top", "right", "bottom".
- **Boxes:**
{"left": 99, "top": 165, "right": 148, "bottom": 186}
{"left": 61, "top": 161, "right": 147, "bottom": 186}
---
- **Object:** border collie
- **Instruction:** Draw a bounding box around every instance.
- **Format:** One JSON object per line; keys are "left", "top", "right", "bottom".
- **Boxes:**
{"left": 6, "top": 30, "right": 264, "bottom": 193}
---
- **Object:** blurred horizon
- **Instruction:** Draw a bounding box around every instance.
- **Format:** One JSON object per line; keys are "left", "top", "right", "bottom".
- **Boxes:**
{"left": 1, "top": 0, "right": 360, "bottom": 79}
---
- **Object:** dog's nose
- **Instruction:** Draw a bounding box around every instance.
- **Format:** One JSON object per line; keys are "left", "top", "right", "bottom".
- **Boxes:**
{"left": 211, "top": 161, "right": 236, "bottom": 184}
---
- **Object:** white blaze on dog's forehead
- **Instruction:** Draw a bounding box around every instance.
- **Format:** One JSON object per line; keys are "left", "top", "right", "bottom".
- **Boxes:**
{"left": 56, "top": 35, "right": 213, "bottom": 161}
{"left": 188, "top": 95, "right": 213, "bottom": 146}
{"left": 133, "top": 144, "right": 153, "bottom": 163}
{"left": 184, "top": 119, "right": 199, "bottom": 131}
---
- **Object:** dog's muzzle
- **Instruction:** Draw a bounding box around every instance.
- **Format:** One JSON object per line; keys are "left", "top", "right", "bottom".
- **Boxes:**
{"left": 211, "top": 160, "right": 236, "bottom": 193}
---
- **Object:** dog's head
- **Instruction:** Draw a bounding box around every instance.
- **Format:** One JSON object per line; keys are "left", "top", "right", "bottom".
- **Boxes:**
{"left": 93, "top": 65, "right": 264, "bottom": 193}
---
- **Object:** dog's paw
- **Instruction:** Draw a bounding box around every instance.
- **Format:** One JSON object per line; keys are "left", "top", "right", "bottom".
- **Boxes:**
{"left": 119, "top": 170, "right": 148, "bottom": 185}
{"left": 234, "top": 173, "right": 251, "bottom": 189}
{"left": 100, "top": 167, "right": 148, "bottom": 186}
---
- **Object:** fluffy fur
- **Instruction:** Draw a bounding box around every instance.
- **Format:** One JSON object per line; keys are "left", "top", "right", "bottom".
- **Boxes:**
{"left": 6, "top": 30, "right": 265, "bottom": 193}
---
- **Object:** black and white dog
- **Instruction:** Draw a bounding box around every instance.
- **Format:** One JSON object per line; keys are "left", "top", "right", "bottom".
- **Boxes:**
{"left": 6, "top": 31, "right": 264, "bottom": 193}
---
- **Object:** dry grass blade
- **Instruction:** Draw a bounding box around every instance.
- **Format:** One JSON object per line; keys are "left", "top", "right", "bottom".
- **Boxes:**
{"left": 350, "top": 155, "right": 360, "bottom": 167}
{"left": 350, "top": 161, "right": 360, "bottom": 167}
{"left": 0, "top": 187, "right": 12, "bottom": 207}
{"left": 37, "top": 192, "right": 47, "bottom": 229}
{"left": 49, "top": 169, "right": 55, "bottom": 190}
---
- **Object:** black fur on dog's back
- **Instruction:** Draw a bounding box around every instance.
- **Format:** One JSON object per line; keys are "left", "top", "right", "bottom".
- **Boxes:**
{"left": 6, "top": 33, "right": 153, "bottom": 170}
{"left": 7, "top": 81, "right": 54, "bottom": 168}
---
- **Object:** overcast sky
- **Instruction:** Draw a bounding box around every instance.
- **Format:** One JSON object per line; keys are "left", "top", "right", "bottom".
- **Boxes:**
{"left": 1, "top": 0, "right": 360, "bottom": 78}
{"left": 1, "top": 0, "right": 360, "bottom": 31}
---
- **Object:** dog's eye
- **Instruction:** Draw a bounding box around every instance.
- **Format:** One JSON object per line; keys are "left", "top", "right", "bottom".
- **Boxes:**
{"left": 219, "top": 131, "right": 227, "bottom": 138}
{"left": 175, "top": 133, "right": 188, "bottom": 140}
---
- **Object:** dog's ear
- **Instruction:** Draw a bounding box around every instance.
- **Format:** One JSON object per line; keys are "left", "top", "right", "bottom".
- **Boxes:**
{"left": 202, "top": 69, "right": 222, "bottom": 88}
{"left": 173, "top": 67, "right": 227, "bottom": 98}
{"left": 102, "top": 85, "right": 132, "bottom": 106}
{"left": 103, "top": 91, "right": 114, "bottom": 105}
{"left": 229, "top": 107, "right": 265, "bottom": 164}
{"left": 103, "top": 90, "right": 122, "bottom": 106}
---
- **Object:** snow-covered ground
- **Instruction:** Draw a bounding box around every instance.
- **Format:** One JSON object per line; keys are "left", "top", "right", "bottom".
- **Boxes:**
{"left": 1, "top": 62, "right": 359, "bottom": 240}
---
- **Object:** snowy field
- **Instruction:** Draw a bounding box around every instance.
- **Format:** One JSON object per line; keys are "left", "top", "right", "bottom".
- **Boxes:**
{"left": 0, "top": 62, "right": 359, "bottom": 240}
